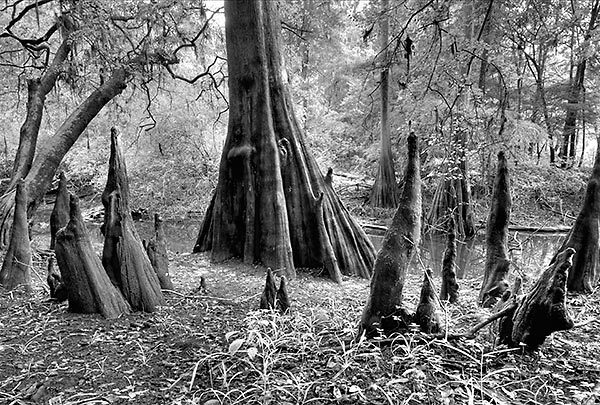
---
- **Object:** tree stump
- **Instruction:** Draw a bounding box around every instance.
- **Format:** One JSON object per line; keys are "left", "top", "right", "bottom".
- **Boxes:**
{"left": 50, "top": 172, "right": 69, "bottom": 250}
{"left": 498, "top": 248, "right": 575, "bottom": 350}
{"left": 415, "top": 268, "right": 441, "bottom": 333}
{"left": 440, "top": 218, "right": 459, "bottom": 303}
{"left": 55, "top": 194, "right": 130, "bottom": 318}
{"left": 480, "top": 151, "right": 512, "bottom": 307}
{"left": 0, "top": 179, "right": 32, "bottom": 292}
{"left": 360, "top": 133, "right": 421, "bottom": 338}
{"left": 145, "top": 214, "right": 173, "bottom": 290}
{"left": 101, "top": 128, "right": 165, "bottom": 312}
{"left": 553, "top": 144, "right": 600, "bottom": 293}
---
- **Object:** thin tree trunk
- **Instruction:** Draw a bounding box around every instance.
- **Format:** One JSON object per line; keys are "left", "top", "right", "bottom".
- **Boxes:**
{"left": 0, "top": 68, "right": 127, "bottom": 248}
{"left": 369, "top": 0, "right": 398, "bottom": 208}
{"left": 360, "top": 133, "right": 421, "bottom": 338}
{"left": 194, "top": 0, "right": 375, "bottom": 279}
{"left": 50, "top": 172, "right": 69, "bottom": 250}
{"left": 145, "top": 214, "right": 174, "bottom": 290}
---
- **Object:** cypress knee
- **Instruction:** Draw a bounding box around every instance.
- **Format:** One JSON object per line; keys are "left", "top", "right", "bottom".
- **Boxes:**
{"left": 50, "top": 172, "right": 69, "bottom": 250}
{"left": 145, "top": 213, "right": 173, "bottom": 290}
{"left": 415, "top": 268, "right": 441, "bottom": 333}
{"left": 440, "top": 217, "right": 459, "bottom": 303}
{"left": 55, "top": 194, "right": 130, "bottom": 318}
{"left": 360, "top": 133, "right": 421, "bottom": 337}
{"left": 480, "top": 151, "right": 511, "bottom": 307}
{"left": 101, "top": 128, "right": 165, "bottom": 312}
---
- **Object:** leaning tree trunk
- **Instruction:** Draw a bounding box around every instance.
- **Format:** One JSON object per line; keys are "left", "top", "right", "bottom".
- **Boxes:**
{"left": 479, "top": 151, "right": 511, "bottom": 307}
{"left": 145, "top": 214, "right": 174, "bottom": 290}
{"left": 0, "top": 180, "right": 32, "bottom": 292}
{"left": 102, "top": 128, "right": 165, "bottom": 312}
{"left": 0, "top": 68, "right": 128, "bottom": 248}
{"left": 55, "top": 194, "right": 130, "bottom": 319}
{"left": 553, "top": 143, "right": 600, "bottom": 292}
{"left": 359, "top": 133, "right": 421, "bottom": 338}
{"left": 498, "top": 248, "right": 575, "bottom": 350}
{"left": 368, "top": 0, "right": 398, "bottom": 208}
{"left": 50, "top": 172, "right": 70, "bottom": 250}
{"left": 193, "top": 0, "right": 375, "bottom": 279}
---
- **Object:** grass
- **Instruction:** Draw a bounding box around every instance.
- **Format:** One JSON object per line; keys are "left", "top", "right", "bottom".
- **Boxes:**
{"left": 1, "top": 243, "right": 600, "bottom": 404}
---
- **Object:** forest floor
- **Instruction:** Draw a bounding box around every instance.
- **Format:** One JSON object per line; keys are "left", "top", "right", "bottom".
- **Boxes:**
{"left": 1, "top": 240, "right": 600, "bottom": 405}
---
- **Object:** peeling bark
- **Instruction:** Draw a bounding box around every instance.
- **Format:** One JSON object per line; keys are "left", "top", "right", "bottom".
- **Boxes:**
{"left": 480, "top": 151, "right": 511, "bottom": 307}
{"left": 360, "top": 133, "right": 421, "bottom": 337}
{"left": 55, "top": 195, "right": 130, "bottom": 319}
{"left": 0, "top": 180, "right": 32, "bottom": 292}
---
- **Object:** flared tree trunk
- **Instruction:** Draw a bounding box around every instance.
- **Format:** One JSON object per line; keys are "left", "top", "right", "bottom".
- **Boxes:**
{"left": 145, "top": 214, "right": 173, "bottom": 290}
{"left": 440, "top": 218, "right": 459, "bottom": 303}
{"left": 479, "top": 151, "right": 511, "bottom": 307}
{"left": 0, "top": 180, "right": 32, "bottom": 292}
{"left": 193, "top": 0, "right": 375, "bottom": 279}
{"left": 498, "top": 248, "right": 574, "bottom": 350}
{"left": 50, "top": 172, "right": 70, "bottom": 250}
{"left": 553, "top": 144, "right": 600, "bottom": 292}
{"left": 0, "top": 68, "right": 127, "bottom": 248}
{"left": 359, "top": 133, "right": 421, "bottom": 338}
{"left": 102, "top": 128, "right": 165, "bottom": 312}
{"left": 55, "top": 194, "right": 130, "bottom": 319}
{"left": 369, "top": 0, "right": 398, "bottom": 208}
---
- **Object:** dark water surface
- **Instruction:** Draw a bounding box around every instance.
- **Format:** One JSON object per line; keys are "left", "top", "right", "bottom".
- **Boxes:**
{"left": 34, "top": 204, "right": 566, "bottom": 279}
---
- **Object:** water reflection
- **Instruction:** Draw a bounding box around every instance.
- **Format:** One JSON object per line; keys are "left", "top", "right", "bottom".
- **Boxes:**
{"left": 370, "top": 231, "right": 566, "bottom": 278}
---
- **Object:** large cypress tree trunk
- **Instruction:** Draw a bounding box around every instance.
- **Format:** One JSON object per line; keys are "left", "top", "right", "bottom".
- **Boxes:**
{"left": 0, "top": 180, "right": 32, "bottom": 292}
{"left": 193, "top": 0, "right": 375, "bottom": 279}
{"left": 359, "top": 133, "right": 421, "bottom": 337}
{"left": 479, "top": 151, "right": 511, "bottom": 307}
{"left": 55, "top": 194, "right": 130, "bottom": 319}
{"left": 553, "top": 144, "right": 600, "bottom": 292}
{"left": 102, "top": 128, "right": 165, "bottom": 312}
{"left": 368, "top": 0, "right": 398, "bottom": 208}
{"left": 0, "top": 68, "right": 127, "bottom": 248}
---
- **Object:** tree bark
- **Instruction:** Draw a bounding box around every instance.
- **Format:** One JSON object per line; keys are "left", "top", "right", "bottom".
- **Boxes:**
{"left": 9, "top": 35, "right": 72, "bottom": 190}
{"left": 0, "top": 180, "right": 32, "bottom": 292}
{"left": 0, "top": 68, "right": 128, "bottom": 248}
{"left": 359, "top": 133, "right": 421, "bottom": 338}
{"left": 369, "top": 0, "right": 398, "bottom": 208}
{"left": 145, "top": 213, "right": 174, "bottom": 290}
{"left": 498, "top": 248, "right": 574, "bottom": 350}
{"left": 102, "top": 128, "right": 165, "bottom": 312}
{"left": 50, "top": 172, "right": 69, "bottom": 250}
{"left": 193, "top": 0, "right": 375, "bottom": 279}
{"left": 553, "top": 143, "right": 600, "bottom": 292}
{"left": 55, "top": 194, "right": 130, "bottom": 319}
{"left": 479, "top": 151, "right": 511, "bottom": 307}
{"left": 259, "top": 267, "right": 290, "bottom": 314}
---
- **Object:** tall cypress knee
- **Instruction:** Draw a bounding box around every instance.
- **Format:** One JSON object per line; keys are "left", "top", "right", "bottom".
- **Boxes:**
{"left": 480, "top": 151, "right": 511, "bottom": 307}
{"left": 101, "top": 128, "right": 165, "bottom": 312}
{"left": 360, "top": 133, "right": 421, "bottom": 338}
